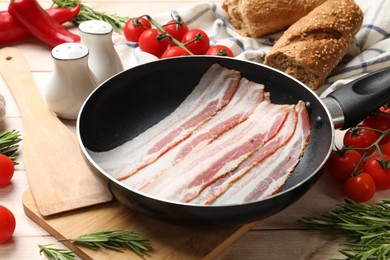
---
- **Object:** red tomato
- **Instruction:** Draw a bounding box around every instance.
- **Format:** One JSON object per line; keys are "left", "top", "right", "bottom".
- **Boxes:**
{"left": 326, "top": 150, "right": 362, "bottom": 183}
{"left": 362, "top": 112, "right": 390, "bottom": 144}
{"left": 343, "top": 172, "right": 376, "bottom": 202}
{"left": 123, "top": 17, "right": 152, "bottom": 42}
{"left": 206, "top": 45, "right": 234, "bottom": 57}
{"left": 139, "top": 28, "right": 170, "bottom": 57}
{"left": 0, "top": 205, "right": 16, "bottom": 244}
{"left": 0, "top": 154, "right": 14, "bottom": 188}
{"left": 364, "top": 154, "right": 390, "bottom": 190}
{"left": 181, "top": 29, "right": 210, "bottom": 55}
{"left": 383, "top": 141, "right": 390, "bottom": 155}
{"left": 161, "top": 46, "right": 190, "bottom": 58}
{"left": 343, "top": 128, "right": 378, "bottom": 155}
{"left": 163, "top": 19, "right": 189, "bottom": 45}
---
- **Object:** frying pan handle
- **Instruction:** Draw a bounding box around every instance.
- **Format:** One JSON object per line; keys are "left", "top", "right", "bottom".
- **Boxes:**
{"left": 324, "top": 67, "right": 390, "bottom": 129}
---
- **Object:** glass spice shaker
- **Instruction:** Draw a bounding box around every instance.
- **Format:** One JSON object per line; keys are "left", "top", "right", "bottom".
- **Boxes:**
{"left": 45, "top": 42, "right": 97, "bottom": 120}
{"left": 79, "top": 20, "right": 124, "bottom": 85}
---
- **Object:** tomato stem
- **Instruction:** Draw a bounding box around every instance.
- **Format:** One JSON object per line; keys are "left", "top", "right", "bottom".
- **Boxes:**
{"left": 183, "top": 33, "right": 204, "bottom": 46}
{"left": 339, "top": 128, "right": 390, "bottom": 176}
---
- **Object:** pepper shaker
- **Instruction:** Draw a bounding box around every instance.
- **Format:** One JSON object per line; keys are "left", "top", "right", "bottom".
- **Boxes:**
{"left": 79, "top": 20, "right": 124, "bottom": 84}
{"left": 45, "top": 42, "right": 97, "bottom": 120}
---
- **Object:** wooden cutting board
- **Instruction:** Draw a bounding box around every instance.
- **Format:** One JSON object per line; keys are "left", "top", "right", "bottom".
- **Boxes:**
{"left": 0, "top": 47, "right": 113, "bottom": 216}
{"left": 23, "top": 189, "right": 256, "bottom": 259}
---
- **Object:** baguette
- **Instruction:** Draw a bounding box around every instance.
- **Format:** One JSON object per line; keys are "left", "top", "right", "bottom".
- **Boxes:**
{"left": 222, "top": 0, "right": 326, "bottom": 37}
{"left": 264, "top": 0, "right": 363, "bottom": 90}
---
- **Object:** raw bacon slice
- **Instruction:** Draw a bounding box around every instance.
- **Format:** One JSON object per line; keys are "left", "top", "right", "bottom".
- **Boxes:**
{"left": 142, "top": 101, "right": 292, "bottom": 203}
{"left": 192, "top": 104, "right": 298, "bottom": 204}
{"left": 211, "top": 101, "right": 311, "bottom": 205}
{"left": 122, "top": 78, "right": 265, "bottom": 190}
{"left": 89, "top": 64, "right": 241, "bottom": 180}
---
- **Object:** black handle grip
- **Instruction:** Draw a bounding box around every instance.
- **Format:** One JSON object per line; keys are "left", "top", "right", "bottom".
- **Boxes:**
{"left": 328, "top": 67, "right": 390, "bottom": 128}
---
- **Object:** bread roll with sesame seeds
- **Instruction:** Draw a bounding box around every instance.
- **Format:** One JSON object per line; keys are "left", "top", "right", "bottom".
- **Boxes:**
{"left": 263, "top": 0, "right": 363, "bottom": 90}
{"left": 222, "top": 0, "right": 326, "bottom": 37}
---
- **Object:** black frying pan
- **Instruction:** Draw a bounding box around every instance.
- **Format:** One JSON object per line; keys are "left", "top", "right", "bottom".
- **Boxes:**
{"left": 77, "top": 56, "right": 390, "bottom": 225}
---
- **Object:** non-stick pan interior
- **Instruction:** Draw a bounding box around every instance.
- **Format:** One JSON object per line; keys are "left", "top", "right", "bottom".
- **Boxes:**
{"left": 78, "top": 56, "right": 334, "bottom": 224}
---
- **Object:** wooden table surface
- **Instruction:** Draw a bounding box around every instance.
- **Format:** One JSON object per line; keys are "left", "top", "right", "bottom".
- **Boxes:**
{"left": 1, "top": 1, "right": 389, "bottom": 259}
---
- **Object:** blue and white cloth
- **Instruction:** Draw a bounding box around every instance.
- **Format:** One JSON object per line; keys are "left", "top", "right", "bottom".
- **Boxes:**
{"left": 113, "top": 0, "right": 390, "bottom": 98}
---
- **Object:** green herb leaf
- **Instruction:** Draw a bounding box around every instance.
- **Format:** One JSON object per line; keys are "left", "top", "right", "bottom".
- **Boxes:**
{"left": 299, "top": 199, "right": 390, "bottom": 259}
{"left": 39, "top": 244, "right": 76, "bottom": 260}
{"left": 71, "top": 230, "right": 152, "bottom": 256}
{"left": 40, "top": 230, "right": 152, "bottom": 260}
{"left": 51, "top": 0, "right": 129, "bottom": 33}
{"left": 0, "top": 130, "right": 21, "bottom": 164}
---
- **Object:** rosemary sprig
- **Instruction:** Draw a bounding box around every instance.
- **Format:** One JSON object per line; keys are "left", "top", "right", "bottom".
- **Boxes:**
{"left": 0, "top": 130, "right": 21, "bottom": 164}
{"left": 51, "top": 0, "right": 129, "bottom": 33}
{"left": 299, "top": 199, "right": 390, "bottom": 259}
{"left": 39, "top": 244, "right": 76, "bottom": 260}
{"left": 65, "top": 230, "right": 152, "bottom": 256}
{"left": 39, "top": 229, "right": 152, "bottom": 259}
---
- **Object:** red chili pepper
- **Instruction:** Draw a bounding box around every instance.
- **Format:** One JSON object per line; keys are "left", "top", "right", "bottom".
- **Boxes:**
{"left": 0, "top": 5, "right": 80, "bottom": 44}
{"left": 8, "top": 0, "right": 80, "bottom": 47}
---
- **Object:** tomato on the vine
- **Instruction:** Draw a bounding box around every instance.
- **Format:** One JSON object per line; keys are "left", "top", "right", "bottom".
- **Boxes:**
{"left": 161, "top": 46, "right": 190, "bottom": 58}
{"left": 364, "top": 154, "right": 390, "bottom": 190}
{"left": 362, "top": 112, "right": 390, "bottom": 144}
{"left": 123, "top": 17, "right": 152, "bottom": 42}
{"left": 343, "top": 128, "right": 378, "bottom": 155}
{"left": 206, "top": 45, "right": 234, "bottom": 57}
{"left": 163, "top": 19, "right": 189, "bottom": 45}
{"left": 138, "top": 28, "right": 170, "bottom": 57}
{"left": 0, "top": 154, "right": 14, "bottom": 188}
{"left": 343, "top": 172, "right": 376, "bottom": 202}
{"left": 181, "top": 29, "right": 210, "bottom": 55}
{"left": 0, "top": 205, "right": 16, "bottom": 244}
{"left": 326, "top": 150, "right": 361, "bottom": 183}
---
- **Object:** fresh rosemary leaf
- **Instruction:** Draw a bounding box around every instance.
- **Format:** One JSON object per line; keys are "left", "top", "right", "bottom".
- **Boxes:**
{"left": 63, "top": 229, "right": 152, "bottom": 257}
{"left": 39, "top": 244, "right": 76, "bottom": 260}
{"left": 299, "top": 199, "right": 390, "bottom": 260}
{"left": 51, "top": 0, "right": 129, "bottom": 33}
{"left": 0, "top": 130, "right": 21, "bottom": 164}
{"left": 40, "top": 230, "right": 152, "bottom": 259}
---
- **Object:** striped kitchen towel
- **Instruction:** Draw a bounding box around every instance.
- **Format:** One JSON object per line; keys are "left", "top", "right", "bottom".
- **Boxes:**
{"left": 113, "top": 0, "right": 390, "bottom": 98}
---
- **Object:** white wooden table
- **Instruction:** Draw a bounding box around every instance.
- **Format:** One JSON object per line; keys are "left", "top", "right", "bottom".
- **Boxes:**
{"left": 1, "top": 1, "right": 389, "bottom": 259}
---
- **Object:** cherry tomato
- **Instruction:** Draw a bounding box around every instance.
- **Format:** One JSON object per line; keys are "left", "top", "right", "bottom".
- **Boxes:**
{"left": 326, "top": 150, "right": 362, "bottom": 183}
{"left": 181, "top": 29, "right": 210, "bottom": 55}
{"left": 163, "top": 19, "right": 189, "bottom": 45}
{"left": 362, "top": 112, "right": 390, "bottom": 144}
{"left": 162, "top": 46, "right": 190, "bottom": 58}
{"left": 138, "top": 28, "right": 170, "bottom": 58}
{"left": 0, "top": 154, "right": 14, "bottom": 188}
{"left": 364, "top": 154, "right": 390, "bottom": 190}
{"left": 0, "top": 205, "right": 16, "bottom": 244}
{"left": 343, "top": 172, "right": 376, "bottom": 202}
{"left": 383, "top": 141, "right": 390, "bottom": 155}
{"left": 123, "top": 17, "right": 152, "bottom": 42}
{"left": 343, "top": 128, "right": 378, "bottom": 155}
{"left": 206, "top": 45, "right": 234, "bottom": 57}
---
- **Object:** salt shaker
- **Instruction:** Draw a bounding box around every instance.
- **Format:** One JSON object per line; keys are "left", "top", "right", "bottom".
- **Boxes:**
{"left": 79, "top": 20, "right": 124, "bottom": 84}
{"left": 45, "top": 42, "right": 97, "bottom": 120}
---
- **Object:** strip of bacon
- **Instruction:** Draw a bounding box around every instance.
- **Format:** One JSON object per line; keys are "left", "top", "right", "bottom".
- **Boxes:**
{"left": 89, "top": 64, "right": 241, "bottom": 180}
{"left": 192, "top": 104, "right": 298, "bottom": 204}
{"left": 142, "top": 101, "right": 292, "bottom": 202}
{"left": 211, "top": 101, "right": 311, "bottom": 205}
{"left": 122, "top": 78, "right": 265, "bottom": 190}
